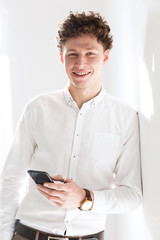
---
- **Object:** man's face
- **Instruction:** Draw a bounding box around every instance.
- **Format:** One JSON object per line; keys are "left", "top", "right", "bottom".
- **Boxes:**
{"left": 61, "top": 34, "right": 109, "bottom": 91}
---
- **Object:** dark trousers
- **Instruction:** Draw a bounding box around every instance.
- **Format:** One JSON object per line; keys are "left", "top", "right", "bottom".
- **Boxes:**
{"left": 12, "top": 233, "right": 29, "bottom": 240}
{"left": 12, "top": 221, "right": 104, "bottom": 240}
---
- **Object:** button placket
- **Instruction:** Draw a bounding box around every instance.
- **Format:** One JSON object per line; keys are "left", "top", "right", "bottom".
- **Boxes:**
{"left": 68, "top": 110, "right": 84, "bottom": 180}
{"left": 64, "top": 208, "right": 77, "bottom": 235}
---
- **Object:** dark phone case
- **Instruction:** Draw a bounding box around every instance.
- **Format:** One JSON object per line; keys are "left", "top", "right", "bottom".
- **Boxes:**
{"left": 27, "top": 170, "right": 54, "bottom": 184}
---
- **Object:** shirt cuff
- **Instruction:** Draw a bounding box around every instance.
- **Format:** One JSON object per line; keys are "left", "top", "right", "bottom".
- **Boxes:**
{"left": 91, "top": 190, "right": 106, "bottom": 213}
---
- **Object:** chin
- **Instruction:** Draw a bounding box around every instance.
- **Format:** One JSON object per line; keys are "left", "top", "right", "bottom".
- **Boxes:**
{"left": 74, "top": 82, "right": 90, "bottom": 89}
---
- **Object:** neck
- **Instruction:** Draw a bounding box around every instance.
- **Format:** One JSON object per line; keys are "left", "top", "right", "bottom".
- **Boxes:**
{"left": 68, "top": 84, "right": 102, "bottom": 109}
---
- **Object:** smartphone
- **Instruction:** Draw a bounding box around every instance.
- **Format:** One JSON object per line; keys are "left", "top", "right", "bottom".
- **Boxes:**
{"left": 27, "top": 170, "right": 54, "bottom": 185}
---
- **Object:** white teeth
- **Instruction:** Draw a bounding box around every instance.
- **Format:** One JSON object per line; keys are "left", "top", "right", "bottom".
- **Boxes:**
{"left": 74, "top": 72, "right": 89, "bottom": 76}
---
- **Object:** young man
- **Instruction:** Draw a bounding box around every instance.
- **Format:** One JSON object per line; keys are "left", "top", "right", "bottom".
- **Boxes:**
{"left": 0, "top": 12, "right": 142, "bottom": 240}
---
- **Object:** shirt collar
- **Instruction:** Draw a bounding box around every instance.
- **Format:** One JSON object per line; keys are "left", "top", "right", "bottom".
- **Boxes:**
{"left": 63, "top": 85, "right": 106, "bottom": 111}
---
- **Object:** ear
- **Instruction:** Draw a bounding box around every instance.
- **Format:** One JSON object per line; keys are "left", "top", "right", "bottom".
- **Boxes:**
{"left": 60, "top": 52, "right": 64, "bottom": 64}
{"left": 103, "top": 50, "right": 109, "bottom": 64}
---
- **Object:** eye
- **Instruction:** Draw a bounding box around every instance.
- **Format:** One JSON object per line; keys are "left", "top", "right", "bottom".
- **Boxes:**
{"left": 68, "top": 53, "right": 78, "bottom": 57}
{"left": 87, "top": 52, "right": 95, "bottom": 56}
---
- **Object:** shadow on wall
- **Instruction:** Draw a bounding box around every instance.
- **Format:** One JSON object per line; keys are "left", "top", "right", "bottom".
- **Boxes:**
{"left": 140, "top": 4, "right": 160, "bottom": 239}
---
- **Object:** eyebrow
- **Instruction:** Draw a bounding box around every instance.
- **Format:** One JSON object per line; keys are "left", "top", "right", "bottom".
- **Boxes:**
{"left": 67, "top": 49, "right": 77, "bottom": 52}
{"left": 67, "top": 48, "right": 97, "bottom": 52}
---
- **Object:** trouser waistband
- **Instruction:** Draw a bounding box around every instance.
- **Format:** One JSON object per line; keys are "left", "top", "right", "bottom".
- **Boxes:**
{"left": 14, "top": 222, "right": 104, "bottom": 240}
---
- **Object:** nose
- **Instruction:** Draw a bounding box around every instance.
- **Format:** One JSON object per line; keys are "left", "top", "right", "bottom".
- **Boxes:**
{"left": 75, "top": 55, "right": 87, "bottom": 67}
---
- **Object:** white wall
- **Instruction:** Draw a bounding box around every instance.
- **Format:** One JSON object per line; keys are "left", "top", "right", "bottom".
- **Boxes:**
{"left": 5, "top": 0, "right": 106, "bottom": 130}
{"left": 139, "top": 2, "right": 160, "bottom": 240}
{"left": 1, "top": 0, "right": 160, "bottom": 239}
{"left": 103, "top": 1, "right": 148, "bottom": 239}
{"left": 103, "top": 1, "right": 160, "bottom": 240}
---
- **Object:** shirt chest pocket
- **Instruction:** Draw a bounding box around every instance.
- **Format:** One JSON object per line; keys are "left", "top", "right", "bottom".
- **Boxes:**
{"left": 92, "top": 132, "right": 120, "bottom": 162}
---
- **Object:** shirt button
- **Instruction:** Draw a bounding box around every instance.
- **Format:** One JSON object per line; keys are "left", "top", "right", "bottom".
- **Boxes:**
{"left": 91, "top": 101, "right": 95, "bottom": 107}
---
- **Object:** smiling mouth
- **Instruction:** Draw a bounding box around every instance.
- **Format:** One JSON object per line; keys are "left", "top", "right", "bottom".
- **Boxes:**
{"left": 73, "top": 71, "right": 91, "bottom": 76}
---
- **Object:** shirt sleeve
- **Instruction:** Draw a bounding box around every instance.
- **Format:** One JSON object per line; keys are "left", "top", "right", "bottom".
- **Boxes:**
{"left": 91, "top": 112, "right": 142, "bottom": 214}
{"left": 0, "top": 103, "right": 36, "bottom": 239}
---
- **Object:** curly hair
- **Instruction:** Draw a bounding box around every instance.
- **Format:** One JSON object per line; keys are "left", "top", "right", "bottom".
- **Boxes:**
{"left": 57, "top": 11, "right": 113, "bottom": 52}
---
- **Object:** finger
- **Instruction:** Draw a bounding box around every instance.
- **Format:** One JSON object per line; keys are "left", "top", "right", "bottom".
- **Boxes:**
{"left": 37, "top": 184, "right": 65, "bottom": 198}
{"left": 51, "top": 175, "right": 72, "bottom": 183}
{"left": 51, "top": 175, "right": 63, "bottom": 181}
{"left": 38, "top": 189, "right": 64, "bottom": 204}
{"left": 44, "top": 178, "right": 73, "bottom": 192}
{"left": 64, "top": 177, "right": 72, "bottom": 183}
{"left": 43, "top": 181, "right": 69, "bottom": 191}
{"left": 37, "top": 184, "right": 60, "bottom": 195}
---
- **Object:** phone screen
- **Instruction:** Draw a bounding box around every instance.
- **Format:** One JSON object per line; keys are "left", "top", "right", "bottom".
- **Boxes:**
{"left": 27, "top": 170, "right": 54, "bottom": 185}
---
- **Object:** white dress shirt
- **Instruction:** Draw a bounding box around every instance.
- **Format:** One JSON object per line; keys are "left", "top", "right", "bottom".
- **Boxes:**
{"left": 0, "top": 87, "right": 142, "bottom": 239}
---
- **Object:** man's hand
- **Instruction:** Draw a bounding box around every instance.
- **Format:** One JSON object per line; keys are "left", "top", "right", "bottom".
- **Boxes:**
{"left": 36, "top": 175, "right": 86, "bottom": 208}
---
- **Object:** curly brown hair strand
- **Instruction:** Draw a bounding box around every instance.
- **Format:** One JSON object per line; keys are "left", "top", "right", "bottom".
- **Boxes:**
{"left": 57, "top": 11, "right": 113, "bottom": 52}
